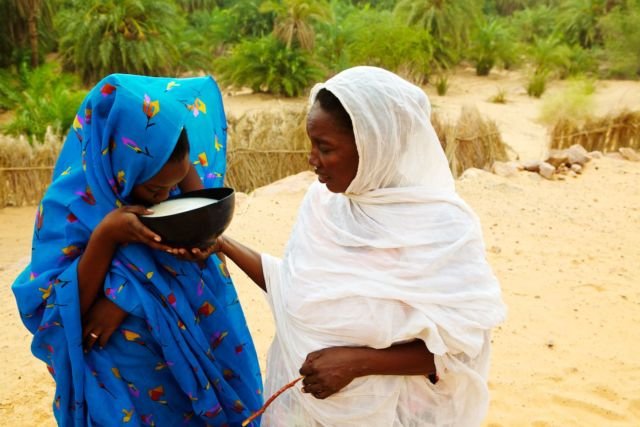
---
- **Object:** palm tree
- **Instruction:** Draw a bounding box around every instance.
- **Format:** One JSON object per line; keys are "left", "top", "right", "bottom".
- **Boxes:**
{"left": 56, "top": 0, "right": 180, "bottom": 84}
{"left": 394, "top": 0, "right": 483, "bottom": 64}
{"left": 0, "top": 0, "right": 56, "bottom": 67}
{"left": 259, "top": 0, "right": 331, "bottom": 50}
{"left": 470, "top": 18, "right": 516, "bottom": 76}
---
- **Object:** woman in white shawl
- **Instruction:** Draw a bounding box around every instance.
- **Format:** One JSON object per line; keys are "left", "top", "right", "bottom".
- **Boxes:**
{"left": 217, "top": 66, "right": 506, "bottom": 426}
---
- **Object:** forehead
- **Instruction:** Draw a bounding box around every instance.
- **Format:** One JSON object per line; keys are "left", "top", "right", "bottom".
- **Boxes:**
{"left": 306, "top": 104, "right": 353, "bottom": 141}
{"left": 144, "top": 156, "right": 190, "bottom": 187}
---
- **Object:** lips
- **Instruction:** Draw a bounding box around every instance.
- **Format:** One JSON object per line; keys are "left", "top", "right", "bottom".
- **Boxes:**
{"left": 315, "top": 170, "right": 329, "bottom": 183}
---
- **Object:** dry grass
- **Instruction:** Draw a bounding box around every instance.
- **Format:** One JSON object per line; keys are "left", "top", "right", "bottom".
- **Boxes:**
{"left": 436, "top": 106, "right": 508, "bottom": 177}
{"left": 225, "top": 107, "right": 311, "bottom": 193}
{"left": 550, "top": 110, "right": 640, "bottom": 152}
{"left": 0, "top": 105, "right": 509, "bottom": 206}
{"left": 0, "top": 130, "right": 61, "bottom": 207}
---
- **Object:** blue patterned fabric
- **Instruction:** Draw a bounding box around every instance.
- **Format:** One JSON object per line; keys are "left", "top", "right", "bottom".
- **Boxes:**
{"left": 12, "top": 74, "right": 263, "bottom": 426}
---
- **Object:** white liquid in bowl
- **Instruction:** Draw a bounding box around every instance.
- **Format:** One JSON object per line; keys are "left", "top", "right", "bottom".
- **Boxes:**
{"left": 144, "top": 197, "right": 217, "bottom": 218}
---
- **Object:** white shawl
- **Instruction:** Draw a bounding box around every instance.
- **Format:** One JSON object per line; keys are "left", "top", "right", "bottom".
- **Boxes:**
{"left": 261, "top": 66, "right": 506, "bottom": 426}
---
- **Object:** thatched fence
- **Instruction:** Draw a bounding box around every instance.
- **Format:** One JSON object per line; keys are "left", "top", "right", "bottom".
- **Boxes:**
{"left": 1, "top": 105, "right": 509, "bottom": 207}
{"left": 550, "top": 110, "right": 640, "bottom": 152}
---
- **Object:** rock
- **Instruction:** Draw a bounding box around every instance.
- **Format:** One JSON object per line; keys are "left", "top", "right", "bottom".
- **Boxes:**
{"left": 588, "top": 150, "right": 603, "bottom": 159}
{"left": 492, "top": 161, "right": 520, "bottom": 177}
{"left": 567, "top": 144, "right": 591, "bottom": 166}
{"left": 546, "top": 150, "right": 569, "bottom": 168}
{"left": 619, "top": 147, "right": 640, "bottom": 162}
{"left": 522, "top": 161, "right": 540, "bottom": 173}
{"left": 571, "top": 164, "right": 583, "bottom": 174}
{"left": 605, "top": 152, "right": 625, "bottom": 160}
{"left": 459, "top": 168, "right": 492, "bottom": 180}
{"left": 539, "top": 162, "right": 556, "bottom": 180}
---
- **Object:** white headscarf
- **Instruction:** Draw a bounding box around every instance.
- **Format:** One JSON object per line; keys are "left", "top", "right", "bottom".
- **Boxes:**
{"left": 261, "top": 66, "right": 506, "bottom": 426}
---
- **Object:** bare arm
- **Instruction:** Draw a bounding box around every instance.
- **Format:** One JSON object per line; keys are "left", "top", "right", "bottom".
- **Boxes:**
{"left": 77, "top": 206, "right": 172, "bottom": 350}
{"left": 299, "top": 340, "right": 435, "bottom": 399}
{"left": 217, "top": 235, "right": 266, "bottom": 292}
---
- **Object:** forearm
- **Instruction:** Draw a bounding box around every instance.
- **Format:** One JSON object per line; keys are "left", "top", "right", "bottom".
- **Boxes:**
{"left": 218, "top": 236, "right": 266, "bottom": 292}
{"left": 354, "top": 340, "right": 435, "bottom": 377}
{"left": 77, "top": 226, "right": 117, "bottom": 316}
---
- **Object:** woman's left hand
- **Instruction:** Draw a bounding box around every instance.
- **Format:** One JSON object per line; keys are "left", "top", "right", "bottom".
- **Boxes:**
{"left": 166, "top": 243, "right": 219, "bottom": 264}
{"left": 82, "top": 297, "right": 128, "bottom": 352}
{"left": 299, "top": 347, "right": 366, "bottom": 399}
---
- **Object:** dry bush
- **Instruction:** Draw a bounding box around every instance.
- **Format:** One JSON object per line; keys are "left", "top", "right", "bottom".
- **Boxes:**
{"left": 0, "top": 104, "right": 509, "bottom": 206}
{"left": 436, "top": 106, "right": 508, "bottom": 177}
{"left": 550, "top": 111, "right": 640, "bottom": 152}
{"left": 0, "top": 130, "right": 61, "bottom": 207}
{"left": 225, "top": 106, "right": 311, "bottom": 193}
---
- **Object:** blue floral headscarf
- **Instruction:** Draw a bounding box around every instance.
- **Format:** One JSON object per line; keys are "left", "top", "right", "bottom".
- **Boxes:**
{"left": 12, "top": 74, "right": 263, "bottom": 426}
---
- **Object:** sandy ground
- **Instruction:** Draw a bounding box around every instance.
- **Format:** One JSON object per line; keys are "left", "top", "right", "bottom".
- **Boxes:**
{"left": 1, "top": 70, "right": 639, "bottom": 426}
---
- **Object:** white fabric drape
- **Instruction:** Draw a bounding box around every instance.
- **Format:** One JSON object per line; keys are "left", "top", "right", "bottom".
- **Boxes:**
{"left": 261, "top": 66, "right": 506, "bottom": 426}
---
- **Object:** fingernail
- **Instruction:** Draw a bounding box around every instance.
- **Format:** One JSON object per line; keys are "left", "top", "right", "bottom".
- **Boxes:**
{"left": 154, "top": 236, "right": 161, "bottom": 242}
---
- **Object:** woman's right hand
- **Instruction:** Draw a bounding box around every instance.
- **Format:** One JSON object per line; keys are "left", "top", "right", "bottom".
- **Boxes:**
{"left": 97, "top": 206, "right": 171, "bottom": 251}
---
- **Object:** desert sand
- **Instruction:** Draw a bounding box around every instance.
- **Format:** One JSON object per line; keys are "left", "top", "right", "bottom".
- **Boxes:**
{"left": 1, "top": 69, "right": 639, "bottom": 426}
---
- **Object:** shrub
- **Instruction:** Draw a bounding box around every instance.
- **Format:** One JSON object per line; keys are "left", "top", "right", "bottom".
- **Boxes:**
{"left": 470, "top": 18, "right": 516, "bottom": 76}
{"left": 538, "top": 78, "right": 595, "bottom": 125}
{"left": 344, "top": 9, "right": 434, "bottom": 83}
{"left": 56, "top": 0, "right": 180, "bottom": 84}
{"left": 489, "top": 88, "right": 508, "bottom": 103}
{"left": 435, "top": 74, "right": 449, "bottom": 96}
{"left": 526, "top": 70, "right": 548, "bottom": 97}
{"left": 599, "top": 3, "right": 640, "bottom": 78}
{"left": 2, "top": 63, "right": 87, "bottom": 140}
{"left": 214, "top": 35, "right": 324, "bottom": 97}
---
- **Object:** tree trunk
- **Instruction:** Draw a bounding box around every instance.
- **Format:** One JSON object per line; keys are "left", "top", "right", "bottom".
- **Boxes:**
{"left": 28, "top": 7, "right": 38, "bottom": 67}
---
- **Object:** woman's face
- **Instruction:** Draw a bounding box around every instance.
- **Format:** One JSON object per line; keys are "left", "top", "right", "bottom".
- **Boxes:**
{"left": 306, "top": 103, "right": 359, "bottom": 193}
{"left": 130, "top": 154, "right": 191, "bottom": 205}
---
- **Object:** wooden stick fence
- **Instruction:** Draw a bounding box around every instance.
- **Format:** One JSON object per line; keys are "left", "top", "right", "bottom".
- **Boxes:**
{"left": 1, "top": 105, "right": 514, "bottom": 207}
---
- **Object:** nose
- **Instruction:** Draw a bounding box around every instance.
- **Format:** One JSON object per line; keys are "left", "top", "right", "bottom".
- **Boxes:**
{"left": 308, "top": 146, "right": 319, "bottom": 168}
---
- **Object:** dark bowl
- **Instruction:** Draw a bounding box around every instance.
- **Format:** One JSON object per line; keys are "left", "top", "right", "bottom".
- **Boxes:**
{"left": 140, "top": 187, "right": 235, "bottom": 249}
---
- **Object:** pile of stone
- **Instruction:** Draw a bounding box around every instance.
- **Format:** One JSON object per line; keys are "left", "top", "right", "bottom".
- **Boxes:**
{"left": 491, "top": 144, "right": 640, "bottom": 180}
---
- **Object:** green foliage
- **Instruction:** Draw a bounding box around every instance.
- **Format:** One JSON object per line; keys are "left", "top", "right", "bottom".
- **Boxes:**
{"left": 313, "top": 0, "right": 357, "bottom": 74}
{"left": 435, "top": 73, "right": 449, "bottom": 96}
{"left": 489, "top": 88, "right": 508, "bottom": 103}
{"left": 56, "top": 0, "right": 181, "bottom": 85}
{"left": 484, "top": 0, "right": 544, "bottom": 16}
{"left": 599, "top": 2, "right": 640, "bottom": 78}
{"left": 558, "top": 44, "right": 599, "bottom": 78}
{"left": 208, "top": 0, "right": 274, "bottom": 52}
{"left": 260, "top": 0, "right": 331, "bottom": 50}
{"left": 175, "top": 0, "right": 221, "bottom": 13}
{"left": 538, "top": 78, "right": 595, "bottom": 124}
{"left": 394, "top": 0, "right": 483, "bottom": 66}
{"left": 526, "top": 70, "right": 548, "bottom": 97}
{"left": 470, "top": 18, "right": 516, "bottom": 75}
{"left": 1, "top": 63, "right": 87, "bottom": 140}
{"left": 214, "top": 35, "right": 324, "bottom": 97}
{"left": 0, "top": 0, "right": 58, "bottom": 68}
{"left": 528, "top": 35, "right": 571, "bottom": 74}
{"left": 509, "top": 4, "right": 557, "bottom": 43}
{"left": 556, "top": 0, "right": 611, "bottom": 48}
{"left": 344, "top": 9, "right": 434, "bottom": 83}
{"left": 350, "top": 0, "right": 396, "bottom": 9}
